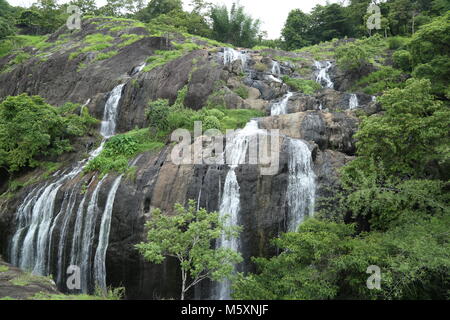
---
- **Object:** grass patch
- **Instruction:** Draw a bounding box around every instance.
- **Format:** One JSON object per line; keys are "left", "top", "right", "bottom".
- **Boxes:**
{"left": 282, "top": 76, "right": 321, "bottom": 94}
{"left": 30, "top": 287, "right": 124, "bottom": 300}
{"left": 234, "top": 86, "right": 249, "bottom": 99}
{"left": 10, "top": 274, "right": 54, "bottom": 287}
{"left": 85, "top": 129, "right": 164, "bottom": 175}
{"left": 118, "top": 34, "right": 145, "bottom": 48}
{"left": 143, "top": 40, "right": 202, "bottom": 73}
{"left": 0, "top": 265, "right": 9, "bottom": 272}
{"left": 96, "top": 50, "right": 119, "bottom": 61}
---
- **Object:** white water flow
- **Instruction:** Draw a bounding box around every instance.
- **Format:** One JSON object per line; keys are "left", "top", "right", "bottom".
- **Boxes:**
{"left": 216, "top": 120, "right": 263, "bottom": 300}
{"left": 10, "top": 82, "right": 127, "bottom": 292}
{"left": 101, "top": 84, "right": 125, "bottom": 138}
{"left": 271, "top": 60, "right": 281, "bottom": 76}
{"left": 271, "top": 92, "right": 293, "bottom": 116}
{"left": 286, "top": 139, "right": 316, "bottom": 232}
{"left": 349, "top": 94, "right": 359, "bottom": 110}
{"left": 314, "top": 61, "right": 334, "bottom": 89}
{"left": 223, "top": 47, "right": 248, "bottom": 69}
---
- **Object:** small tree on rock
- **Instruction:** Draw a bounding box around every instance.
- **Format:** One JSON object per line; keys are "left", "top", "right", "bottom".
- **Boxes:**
{"left": 136, "top": 200, "right": 242, "bottom": 300}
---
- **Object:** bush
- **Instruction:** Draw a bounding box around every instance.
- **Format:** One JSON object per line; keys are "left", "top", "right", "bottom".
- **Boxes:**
{"left": 0, "top": 94, "right": 96, "bottom": 173}
{"left": 234, "top": 86, "right": 249, "bottom": 99}
{"left": 336, "top": 43, "right": 370, "bottom": 72}
{"left": 282, "top": 76, "right": 321, "bottom": 94}
{"left": 393, "top": 50, "right": 412, "bottom": 72}
{"left": 146, "top": 99, "right": 171, "bottom": 132}
{"left": 354, "top": 66, "right": 404, "bottom": 95}
{"left": 254, "top": 62, "right": 268, "bottom": 72}
{"left": 387, "top": 36, "right": 408, "bottom": 50}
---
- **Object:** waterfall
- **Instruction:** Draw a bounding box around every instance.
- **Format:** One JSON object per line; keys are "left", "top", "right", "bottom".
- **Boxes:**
{"left": 349, "top": 94, "right": 359, "bottom": 110}
{"left": 101, "top": 84, "right": 125, "bottom": 138}
{"left": 223, "top": 47, "right": 248, "bottom": 69}
{"left": 216, "top": 120, "right": 262, "bottom": 300}
{"left": 93, "top": 175, "right": 123, "bottom": 291}
{"left": 9, "top": 80, "right": 128, "bottom": 293}
{"left": 271, "top": 60, "right": 281, "bottom": 76}
{"left": 271, "top": 92, "right": 293, "bottom": 116}
{"left": 314, "top": 61, "right": 334, "bottom": 89}
{"left": 286, "top": 139, "right": 316, "bottom": 232}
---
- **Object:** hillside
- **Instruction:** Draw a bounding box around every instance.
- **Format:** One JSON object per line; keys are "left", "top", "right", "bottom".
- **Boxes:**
{"left": 0, "top": 4, "right": 449, "bottom": 302}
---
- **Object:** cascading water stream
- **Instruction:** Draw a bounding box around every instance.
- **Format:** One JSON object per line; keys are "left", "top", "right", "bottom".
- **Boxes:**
{"left": 223, "top": 47, "right": 248, "bottom": 70}
{"left": 271, "top": 92, "right": 293, "bottom": 116}
{"left": 216, "top": 120, "right": 263, "bottom": 300}
{"left": 349, "top": 94, "right": 359, "bottom": 110}
{"left": 271, "top": 60, "right": 281, "bottom": 76}
{"left": 286, "top": 139, "right": 316, "bottom": 232}
{"left": 314, "top": 60, "right": 334, "bottom": 89}
{"left": 9, "top": 79, "right": 130, "bottom": 293}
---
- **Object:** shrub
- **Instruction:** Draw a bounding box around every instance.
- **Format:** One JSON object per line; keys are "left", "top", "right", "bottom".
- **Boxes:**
{"left": 146, "top": 99, "right": 171, "bottom": 132}
{"left": 0, "top": 94, "right": 96, "bottom": 173}
{"left": 336, "top": 43, "right": 371, "bottom": 72}
{"left": 393, "top": 50, "right": 412, "bottom": 72}
{"left": 254, "top": 62, "right": 268, "bottom": 72}
{"left": 387, "top": 36, "right": 408, "bottom": 50}
{"left": 234, "top": 86, "right": 249, "bottom": 99}
{"left": 282, "top": 76, "right": 321, "bottom": 94}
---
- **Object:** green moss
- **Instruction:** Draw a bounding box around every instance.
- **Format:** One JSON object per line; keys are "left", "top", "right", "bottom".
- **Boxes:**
{"left": 96, "top": 50, "right": 119, "bottom": 61}
{"left": 0, "top": 296, "right": 16, "bottom": 300}
{"left": 0, "top": 265, "right": 9, "bottom": 272}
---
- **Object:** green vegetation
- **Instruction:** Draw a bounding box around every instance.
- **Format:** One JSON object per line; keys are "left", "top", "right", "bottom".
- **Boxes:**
{"left": 234, "top": 77, "right": 450, "bottom": 300}
{"left": 136, "top": 200, "right": 242, "bottom": 300}
{"left": 143, "top": 41, "right": 201, "bottom": 73}
{"left": 146, "top": 97, "right": 264, "bottom": 136}
{"left": 233, "top": 86, "right": 249, "bottom": 99}
{"left": 210, "top": 3, "right": 262, "bottom": 48}
{"left": 30, "top": 287, "right": 125, "bottom": 300}
{"left": 336, "top": 43, "right": 371, "bottom": 72}
{"left": 353, "top": 66, "right": 404, "bottom": 95}
{"left": 85, "top": 129, "right": 164, "bottom": 175}
{"left": 0, "top": 265, "right": 9, "bottom": 272}
{"left": 282, "top": 76, "right": 321, "bottom": 94}
{"left": 0, "top": 94, "right": 97, "bottom": 173}
{"left": 10, "top": 273, "right": 54, "bottom": 287}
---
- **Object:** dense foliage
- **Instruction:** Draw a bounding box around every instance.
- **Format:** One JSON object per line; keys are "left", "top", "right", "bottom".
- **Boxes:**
{"left": 0, "top": 94, "right": 96, "bottom": 174}
{"left": 136, "top": 200, "right": 242, "bottom": 300}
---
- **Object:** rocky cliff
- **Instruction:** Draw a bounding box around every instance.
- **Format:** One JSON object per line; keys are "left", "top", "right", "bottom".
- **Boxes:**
{"left": 0, "top": 17, "right": 379, "bottom": 299}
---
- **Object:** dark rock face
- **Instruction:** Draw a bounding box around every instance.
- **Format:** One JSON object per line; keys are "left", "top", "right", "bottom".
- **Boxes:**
{"left": 258, "top": 111, "right": 359, "bottom": 155}
{"left": 0, "top": 23, "right": 369, "bottom": 300}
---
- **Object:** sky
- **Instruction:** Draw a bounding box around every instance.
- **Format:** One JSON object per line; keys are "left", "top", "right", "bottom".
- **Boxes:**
{"left": 7, "top": 0, "right": 343, "bottom": 39}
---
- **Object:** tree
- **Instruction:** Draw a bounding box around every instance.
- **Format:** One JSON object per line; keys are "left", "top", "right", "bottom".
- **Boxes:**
{"left": 350, "top": 78, "right": 449, "bottom": 179}
{"left": 210, "top": 3, "right": 261, "bottom": 48}
{"left": 135, "top": 0, "right": 183, "bottom": 22}
{"left": 281, "top": 9, "right": 311, "bottom": 50}
{"left": 309, "top": 4, "right": 350, "bottom": 43}
{"left": 68, "top": 0, "right": 98, "bottom": 15}
{"left": 233, "top": 216, "right": 450, "bottom": 300}
{"left": 409, "top": 12, "right": 450, "bottom": 98}
{"left": 136, "top": 200, "right": 242, "bottom": 300}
